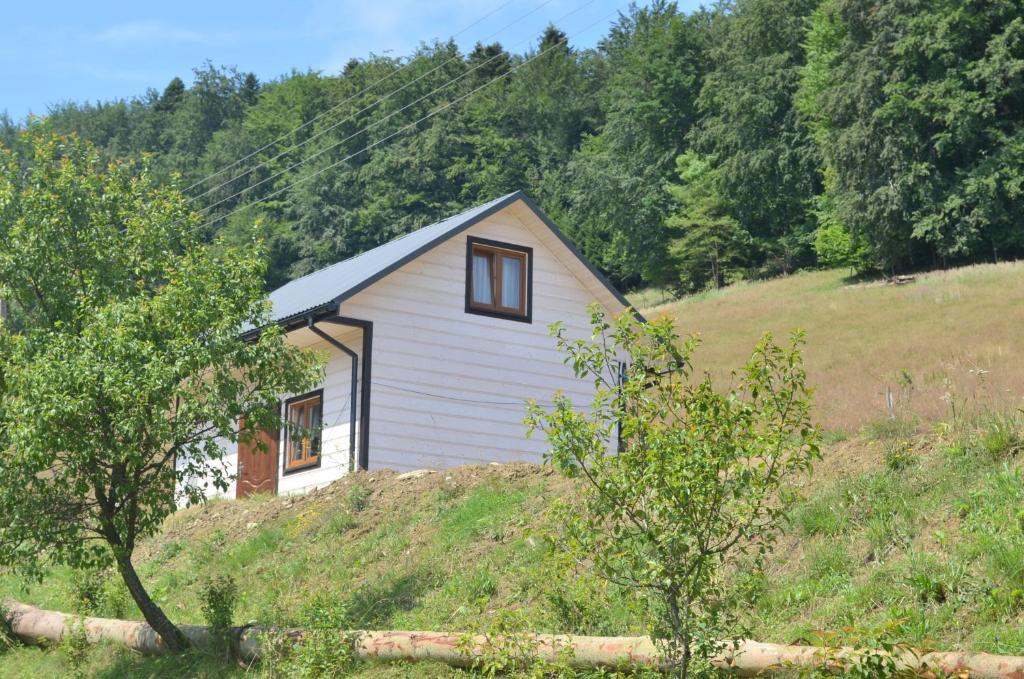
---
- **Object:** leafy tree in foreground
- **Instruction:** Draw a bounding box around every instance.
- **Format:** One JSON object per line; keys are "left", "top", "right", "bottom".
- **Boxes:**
{"left": 0, "top": 131, "right": 322, "bottom": 651}
{"left": 526, "top": 308, "right": 819, "bottom": 678}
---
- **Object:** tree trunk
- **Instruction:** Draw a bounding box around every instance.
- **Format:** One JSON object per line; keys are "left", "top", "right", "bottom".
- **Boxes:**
{"left": 114, "top": 553, "right": 189, "bottom": 652}
{"left": 8, "top": 602, "right": 1024, "bottom": 678}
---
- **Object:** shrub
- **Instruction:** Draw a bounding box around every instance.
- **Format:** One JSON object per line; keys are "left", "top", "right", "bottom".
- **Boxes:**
{"left": 526, "top": 307, "right": 819, "bottom": 678}
{"left": 261, "top": 594, "right": 358, "bottom": 678}
{"left": 346, "top": 482, "right": 371, "bottom": 513}
{"left": 200, "top": 574, "right": 238, "bottom": 653}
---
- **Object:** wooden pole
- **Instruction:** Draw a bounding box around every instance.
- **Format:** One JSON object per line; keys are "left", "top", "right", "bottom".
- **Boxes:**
{"left": 6, "top": 601, "right": 1024, "bottom": 677}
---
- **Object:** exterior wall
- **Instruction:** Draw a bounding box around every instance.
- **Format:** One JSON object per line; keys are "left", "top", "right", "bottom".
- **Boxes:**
{"left": 177, "top": 324, "right": 361, "bottom": 503}
{"left": 176, "top": 435, "right": 238, "bottom": 505}
{"left": 185, "top": 202, "right": 619, "bottom": 501}
{"left": 333, "top": 208, "right": 607, "bottom": 472}
{"left": 277, "top": 325, "right": 362, "bottom": 495}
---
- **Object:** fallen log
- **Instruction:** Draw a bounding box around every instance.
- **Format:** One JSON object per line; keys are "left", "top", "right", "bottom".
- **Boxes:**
{"left": 5, "top": 601, "right": 1024, "bottom": 677}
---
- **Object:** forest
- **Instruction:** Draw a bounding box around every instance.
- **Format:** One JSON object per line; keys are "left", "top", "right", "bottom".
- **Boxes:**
{"left": 2, "top": 0, "right": 1021, "bottom": 293}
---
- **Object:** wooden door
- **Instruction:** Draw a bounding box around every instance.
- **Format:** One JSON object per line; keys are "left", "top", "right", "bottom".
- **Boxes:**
{"left": 236, "top": 417, "right": 279, "bottom": 498}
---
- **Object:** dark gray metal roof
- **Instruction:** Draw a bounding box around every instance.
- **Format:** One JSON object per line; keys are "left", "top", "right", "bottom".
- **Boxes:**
{"left": 263, "top": 190, "right": 635, "bottom": 328}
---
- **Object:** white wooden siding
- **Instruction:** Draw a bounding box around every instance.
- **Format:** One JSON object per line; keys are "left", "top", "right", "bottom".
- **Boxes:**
{"left": 336, "top": 207, "right": 607, "bottom": 472}
{"left": 175, "top": 435, "right": 236, "bottom": 506}
{"left": 187, "top": 200, "right": 620, "bottom": 500}
{"left": 278, "top": 325, "right": 362, "bottom": 495}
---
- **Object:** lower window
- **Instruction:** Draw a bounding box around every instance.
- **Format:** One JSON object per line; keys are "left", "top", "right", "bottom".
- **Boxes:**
{"left": 285, "top": 391, "right": 322, "bottom": 471}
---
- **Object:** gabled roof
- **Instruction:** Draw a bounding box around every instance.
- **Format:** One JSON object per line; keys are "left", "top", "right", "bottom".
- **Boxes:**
{"left": 264, "top": 190, "right": 633, "bottom": 327}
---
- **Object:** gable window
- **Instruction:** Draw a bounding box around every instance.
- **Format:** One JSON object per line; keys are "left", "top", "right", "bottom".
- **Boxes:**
{"left": 284, "top": 391, "right": 323, "bottom": 472}
{"left": 466, "top": 237, "right": 532, "bottom": 322}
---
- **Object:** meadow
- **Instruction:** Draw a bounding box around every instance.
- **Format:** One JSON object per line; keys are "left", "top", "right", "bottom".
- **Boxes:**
{"left": 635, "top": 264, "right": 1024, "bottom": 432}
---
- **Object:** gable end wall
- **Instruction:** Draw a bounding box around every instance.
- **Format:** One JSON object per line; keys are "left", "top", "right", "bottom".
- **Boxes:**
{"left": 339, "top": 207, "right": 609, "bottom": 471}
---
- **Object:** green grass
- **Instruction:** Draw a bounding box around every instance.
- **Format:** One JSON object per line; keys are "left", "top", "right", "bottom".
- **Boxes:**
{"left": 5, "top": 416, "right": 1024, "bottom": 677}
{"left": 0, "top": 469, "right": 646, "bottom": 677}
{"left": 6, "top": 262, "right": 1024, "bottom": 676}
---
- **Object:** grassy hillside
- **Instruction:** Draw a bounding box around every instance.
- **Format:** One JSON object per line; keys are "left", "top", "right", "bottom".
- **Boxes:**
{"left": 635, "top": 264, "right": 1024, "bottom": 432}
{"left": 3, "top": 264, "right": 1024, "bottom": 677}
{"left": 3, "top": 417, "right": 1024, "bottom": 677}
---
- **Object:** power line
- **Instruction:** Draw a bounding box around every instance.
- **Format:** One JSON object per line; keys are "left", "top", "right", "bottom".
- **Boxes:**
{"left": 195, "top": 0, "right": 599, "bottom": 217}
{"left": 374, "top": 379, "right": 557, "bottom": 408}
{"left": 194, "top": 7, "right": 620, "bottom": 234}
{"left": 189, "top": 0, "right": 561, "bottom": 205}
{"left": 184, "top": 0, "right": 524, "bottom": 196}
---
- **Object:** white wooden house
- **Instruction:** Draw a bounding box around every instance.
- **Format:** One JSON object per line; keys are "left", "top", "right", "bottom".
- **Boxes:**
{"left": 193, "top": 191, "right": 633, "bottom": 499}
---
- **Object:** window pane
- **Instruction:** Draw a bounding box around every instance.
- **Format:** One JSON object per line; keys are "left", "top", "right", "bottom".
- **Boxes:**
{"left": 472, "top": 253, "right": 493, "bottom": 305}
{"left": 289, "top": 406, "right": 304, "bottom": 460}
{"left": 309, "top": 402, "right": 322, "bottom": 456}
{"left": 501, "top": 255, "right": 522, "bottom": 309}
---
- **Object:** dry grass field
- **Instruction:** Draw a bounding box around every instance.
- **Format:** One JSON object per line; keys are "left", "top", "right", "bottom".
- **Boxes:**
{"left": 638, "top": 263, "right": 1024, "bottom": 432}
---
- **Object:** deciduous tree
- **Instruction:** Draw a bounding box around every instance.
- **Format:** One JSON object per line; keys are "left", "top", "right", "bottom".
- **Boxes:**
{"left": 0, "top": 131, "right": 322, "bottom": 651}
{"left": 526, "top": 308, "right": 819, "bottom": 678}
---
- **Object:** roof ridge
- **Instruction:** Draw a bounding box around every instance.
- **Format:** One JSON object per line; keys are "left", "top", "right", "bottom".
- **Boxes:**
{"left": 271, "top": 191, "right": 521, "bottom": 293}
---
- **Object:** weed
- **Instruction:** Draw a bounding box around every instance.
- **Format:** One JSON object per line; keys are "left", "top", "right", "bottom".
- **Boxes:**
{"left": 67, "top": 567, "right": 130, "bottom": 619}
{"left": 0, "top": 602, "right": 13, "bottom": 651}
{"left": 863, "top": 417, "right": 917, "bottom": 442}
{"left": 907, "top": 572, "right": 946, "bottom": 604}
{"left": 324, "top": 512, "right": 355, "bottom": 536}
{"left": 883, "top": 439, "right": 916, "bottom": 471}
{"left": 59, "top": 617, "right": 90, "bottom": 679}
{"left": 68, "top": 568, "right": 106, "bottom": 616}
{"left": 260, "top": 594, "right": 359, "bottom": 678}
{"left": 790, "top": 494, "right": 847, "bottom": 537}
{"left": 976, "top": 411, "right": 1024, "bottom": 459}
{"left": 806, "top": 542, "right": 853, "bottom": 581}
{"left": 434, "top": 482, "right": 461, "bottom": 503}
{"left": 200, "top": 574, "right": 238, "bottom": 653}
{"left": 821, "top": 429, "right": 850, "bottom": 445}
{"left": 150, "top": 540, "right": 184, "bottom": 567}
{"left": 458, "top": 609, "right": 576, "bottom": 678}
{"left": 346, "top": 482, "right": 372, "bottom": 513}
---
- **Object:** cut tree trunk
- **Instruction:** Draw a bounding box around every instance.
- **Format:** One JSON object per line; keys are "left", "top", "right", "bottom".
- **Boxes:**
{"left": 6, "top": 601, "right": 1024, "bottom": 677}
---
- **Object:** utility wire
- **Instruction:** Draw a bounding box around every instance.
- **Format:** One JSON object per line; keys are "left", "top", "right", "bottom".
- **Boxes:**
{"left": 189, "top": 0, "right": 560, "bottom": 205}
{"left": 184, "top": 0, "right": 523, "bottom": 196}
{"left": 195, "top": 0, "right": 600, "bottom": 217}
{"left": 193, "top": 7, "right": 620, "bottom": 235}
{"left": 374, "top": 379, "right": 558, "bottom": 408}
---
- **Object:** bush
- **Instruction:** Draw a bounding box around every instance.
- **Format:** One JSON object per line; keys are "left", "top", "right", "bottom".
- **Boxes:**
{"left": 200, "top": 574, "right": 238, "bottom": 653}
{"left": 525, "top": 307, "right": 819, "bottom": 678}
{"left": 260, "top": 594, "right": 358, "bottom": 678}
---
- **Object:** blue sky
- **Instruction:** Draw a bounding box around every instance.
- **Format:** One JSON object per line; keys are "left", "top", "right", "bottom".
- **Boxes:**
{"left": 2, "top": 0, "right": 704, "bottom": 122}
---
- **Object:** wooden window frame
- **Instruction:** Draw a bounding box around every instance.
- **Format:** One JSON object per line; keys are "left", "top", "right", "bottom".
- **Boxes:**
{"left": 465, "top": 236, "right": 532, "bottom": 323}
{"left": 283, "top": 389, "right": 324, "bottom": 474}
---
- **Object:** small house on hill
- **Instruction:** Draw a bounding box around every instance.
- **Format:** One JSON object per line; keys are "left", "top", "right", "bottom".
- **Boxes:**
{"left": 193, "top": 191, "right": 633, "bottom": 500}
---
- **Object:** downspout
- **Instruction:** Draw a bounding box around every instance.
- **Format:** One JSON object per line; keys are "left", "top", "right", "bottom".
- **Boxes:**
{"left": 319, "top": 314, "right": 372, "bottom": 471}
{"left": 307, "top": 317, "right": 359, "bottom": 473}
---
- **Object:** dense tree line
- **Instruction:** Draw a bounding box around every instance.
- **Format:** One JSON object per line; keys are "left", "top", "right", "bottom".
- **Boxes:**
{"left": 6, "top": 0, "right": 1022, "bottom": 293}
